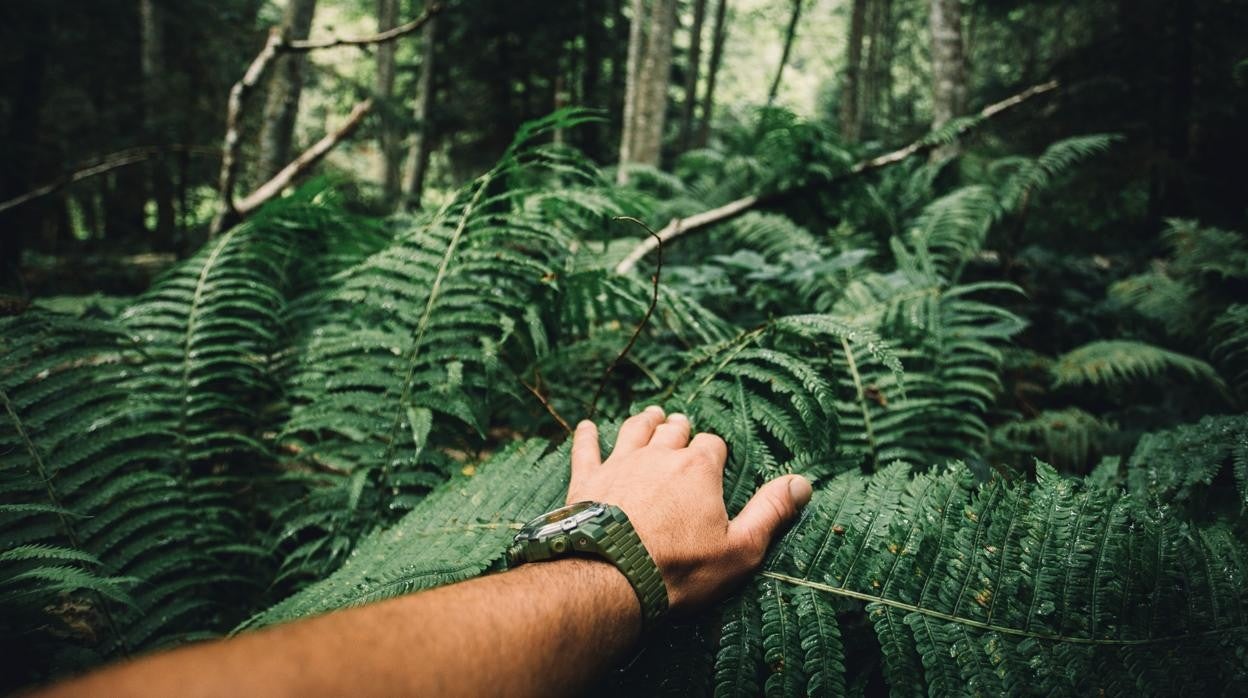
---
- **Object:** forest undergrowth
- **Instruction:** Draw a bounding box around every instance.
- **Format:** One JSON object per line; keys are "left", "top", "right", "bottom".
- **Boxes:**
{"left": 3, "top": 109, "right": 1248, "bottom": 695}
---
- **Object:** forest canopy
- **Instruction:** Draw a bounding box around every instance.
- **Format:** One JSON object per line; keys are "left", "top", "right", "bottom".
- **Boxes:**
{"left": 2, "top": 0, "right": 1247, "bottom": 695}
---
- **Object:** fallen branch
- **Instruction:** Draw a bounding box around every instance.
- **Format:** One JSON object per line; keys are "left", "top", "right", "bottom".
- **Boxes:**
{"left": 0, "top": 145, "right": 218, "bottom": 216}
{"left": 213, "top": 3, "right": 442, "bottom": 233}
{"left": 614, "top": 79, "right": 1060, "bottom": 274}
{"left": 232, "top": 98, "right": 373, "bottom": 219}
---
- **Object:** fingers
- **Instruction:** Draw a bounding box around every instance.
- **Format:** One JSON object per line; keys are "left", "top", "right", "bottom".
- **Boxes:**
{"left": 570, "top": 419, "right": 601, "bottom": 490}
{"left": 727, "top": 475, "right": 813, "bottom": 564}
{"left": 649, "top": 413, "right": 692, "bottom": 450}
{"left": 688, "top": 432, "right": 728, "bottom": 470}
{"left": 613, "top": 405, "right": 666, "bottom": 454}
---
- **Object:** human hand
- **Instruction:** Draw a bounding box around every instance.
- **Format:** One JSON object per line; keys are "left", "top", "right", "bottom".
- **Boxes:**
{"left": 565, "top": 406, "right": 813, "bottom": 612}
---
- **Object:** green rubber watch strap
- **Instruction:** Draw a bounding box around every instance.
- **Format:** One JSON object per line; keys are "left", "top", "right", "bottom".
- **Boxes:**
{"left": 592, "top": 505, "right": 668, "bottom": 630}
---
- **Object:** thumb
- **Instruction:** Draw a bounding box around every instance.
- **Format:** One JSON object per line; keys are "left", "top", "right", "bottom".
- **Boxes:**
{"left": 728, "top": 475, "right": 813, "bottom": 563}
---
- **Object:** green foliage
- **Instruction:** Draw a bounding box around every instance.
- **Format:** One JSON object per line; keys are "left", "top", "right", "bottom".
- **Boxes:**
{"left": 4, "top": 110, "right": 1247, "bottom": 696}
{"left": 1126, "top": 414, "right": 1248, "bottom": 516}
{"left": 1051, "top": 340, "right": 1226, "bottom": 392}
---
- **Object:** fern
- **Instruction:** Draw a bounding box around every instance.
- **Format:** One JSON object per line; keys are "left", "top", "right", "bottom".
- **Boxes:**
{"left": 0, "top": 313, "right": 220, "bottom": 683}
{"left": 1126, "top": 414, "right": 1248, "bottom": 515}
{"left": 992, "top": 408, "right": 1113, "bottom": 472}
{"left": 1051, "top": 340, "right": 1227, "bottom": 392}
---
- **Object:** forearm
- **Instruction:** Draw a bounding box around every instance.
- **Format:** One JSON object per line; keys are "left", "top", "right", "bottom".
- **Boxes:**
{"left": 38, "top": 558, "right": 639, "bottom": 698}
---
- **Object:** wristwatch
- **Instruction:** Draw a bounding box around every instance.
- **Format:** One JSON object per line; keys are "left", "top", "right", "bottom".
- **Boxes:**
{"left": 506, "top": 501, "right": 669, "bottom": 630}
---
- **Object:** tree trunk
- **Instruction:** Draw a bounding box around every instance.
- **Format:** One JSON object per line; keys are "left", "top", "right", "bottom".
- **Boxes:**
{"left": 616, "top": 0, "right": 648, "bottom": 184}
{"left": 840, "top": 0, "right": 867, "bottom": 142}
{"left": 633, "top": 0, "right": 676, "bottom": 167}
{"left": 139, "top": 0, "right": 176, "bottom": 246}
{"left": 403, "top": 11, "right": 438, "bottom": 210}
{"left": 256, "top": 0, "right": 318, "bottom": 183}
{"left": 927, "top": 0, "right": 967, "bottom": 158}
{"left": 862, "top": 0, "right": 893, "bottom": 139}
{"left": 696, "top": 0, "right": 729, "bottom": 148}
{"left": 376, "top": 0, "right": 401, "bottom": 211}
{"left": 766, "top": 0, "right": 803, "bottom": 106}
{"left": 678, "top": 0, "right": 707, "bottom": 153}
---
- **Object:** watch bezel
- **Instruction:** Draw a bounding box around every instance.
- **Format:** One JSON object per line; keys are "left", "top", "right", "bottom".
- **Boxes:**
{"left": 514, "top": 501, "right": 607, "bottom": 542}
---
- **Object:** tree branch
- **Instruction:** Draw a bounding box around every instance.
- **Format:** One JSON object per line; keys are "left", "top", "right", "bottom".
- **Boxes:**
{"left": 0, "top": 145, "right": 219, "bottom": 216}
{"left": 232, "top": 98, "right": 374, "bottom": 218}
{"left": 286, "top": 3, "right": 442, "bottom": 51}
{"left": 614, "top": 79, "right": 1060, "bottom": 274}
{"left": 212, "top": 3, "right": 442, "bottom": 233}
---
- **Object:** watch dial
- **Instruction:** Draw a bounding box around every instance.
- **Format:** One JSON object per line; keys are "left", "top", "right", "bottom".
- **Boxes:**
{"left": 517, "top": 501, "right": 604, "bottom": 541}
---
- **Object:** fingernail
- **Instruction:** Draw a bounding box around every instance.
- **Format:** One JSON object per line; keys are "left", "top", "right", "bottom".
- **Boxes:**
{"left": 577, "top": 419, "right": 594, "bottom": 429}
{"left": 644, "top": 405, "right": 665, "bottom": 417}
{"left": 668, "top": 412, "right": 688, "bottom": 423}
{"left": 788, "top": 476, "right": 813, "bottom": 508}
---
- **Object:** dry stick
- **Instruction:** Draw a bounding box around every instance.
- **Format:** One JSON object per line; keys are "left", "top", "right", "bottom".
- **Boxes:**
{"left": 613, "top": 79, "right": 1060, "bottom": 274}
{"left": 0, "top": 145, "right": 218, "bottom": 215}
{"left": 520, "top": 375, "right": 573, "bottom": 436}
{"left": 589, "top": 216, "right": 665, "bottom": 419}
{"left": 233, "top": 99, "right": 373, "bottom": 217}
{"left": 212, "top": 3, "right": 443, "bottom": 233}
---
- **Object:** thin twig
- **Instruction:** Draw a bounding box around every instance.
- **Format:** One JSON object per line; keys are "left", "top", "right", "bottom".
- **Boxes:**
{"left": 287, "top": 3, "right": 442, "bottom": 50}
{"left": 0, "top": 145, "right": 218, "bottom": 215}
{"left": 613, "top": 79, "right": 1060, "bottom": 274}
{"left": 589, "top": 216, "right": 664, "bottom": 418}
{"left": 520, "top": 374, "right": 573, "bottom": 435}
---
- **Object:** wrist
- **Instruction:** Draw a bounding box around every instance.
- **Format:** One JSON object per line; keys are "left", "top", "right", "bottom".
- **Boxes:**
{"left": 514, "top": 557, "right": 642, "bottom": 636}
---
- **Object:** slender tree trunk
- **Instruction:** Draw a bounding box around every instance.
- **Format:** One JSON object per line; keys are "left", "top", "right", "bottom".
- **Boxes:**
{"left": 862, "top": 0, "right": 893, "bottom": 138}
{"left": 696, "top": 0, "right": 729, "bottom": 148}
{"left": 376, "top": 0, "right": 401, "bottom": 211}
{"left": 617, "top": 0, "right": 648, "bottom": 184}
{"left": 256, "top": 0, "right": 318, "bottom": 183}
{"left": 403, "top": 11, "right": 437, "bottom": 210}
{"left": 927, "top": 0, "right": 967, "bottom": 158}
{"left": 678, "top": 0, "right": 707, "bottom": 153}
{"left": 766, "top": 0, "right": 803, "bottom": 106}
{"left": 139, "top": 0, "right": 176, "bottom": 246}
{"left": 633, "top": 0, "right": 676, "bottom": 166}
{"left": 840, "top": 0, "right": 867, "bottom": 142}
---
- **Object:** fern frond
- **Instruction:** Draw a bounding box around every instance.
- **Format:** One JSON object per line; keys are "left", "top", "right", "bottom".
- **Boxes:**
{"left": 1126, "top": 414, "right": 1248, "bottom": 514}
{"left": 1211, "top": 304, "right": 1248, "bottom": 398}
{"left": 992, "top": 408, "right": 1114, "bottom": 472}
{"left": 1051, "top": 340, "right": 1227, "bottom": 392}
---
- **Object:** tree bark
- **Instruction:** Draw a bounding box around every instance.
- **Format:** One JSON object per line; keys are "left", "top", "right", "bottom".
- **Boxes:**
{"left": 696, "top": 0, "right": 729, "bottom": 148}
{"left": 616, "top": 0, "right": 648, "bottom": 184}
{"left": 632, "top": 0, "right": 676, "bottom": 167}
{"left": 678, "top": 0, "right": 707, "bottom": 153}
{"left": 256, "top": 0, "right": 318, "bottom": 183}
{"left": 139, "top": 0, "right": 176, "bottom": 246}
{"left": 766, "top": 0, "right": 803, "bottom": 106}
{"left": 840, "top": 0, "right": 867, "bottom": 142}
{"left": 403, "top": 11, "right": 438, "bottom": 210}
{"left": 927, "top": 0, "right": 968, "bottom": 158}
{"left": 376, "top": 0, "right": 402, "bottom": 211}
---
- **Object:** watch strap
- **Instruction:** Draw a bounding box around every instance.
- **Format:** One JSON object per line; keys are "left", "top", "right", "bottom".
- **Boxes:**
{"left": 593, "top": 505, "right": 668, "bottom": 630}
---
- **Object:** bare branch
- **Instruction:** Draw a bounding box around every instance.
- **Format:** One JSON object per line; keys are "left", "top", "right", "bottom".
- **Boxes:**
{"left": 286, "top": 3, "right": 442, "bottom": 51}
{"left": 0, "top": 145, "right": 219, "bottom": 216}
{"left": 520, "top": 373, "right": 573, "bottom": 436}
{"left": 212, "top": 3, "right": 442, "bottom": 232}
{"left": 215, "top": 28, "right": 284, "bottom": 219}
{"left": 232, "top": 99, "right": 374, "bottom": 218}
{"left": 614, "top": 79, "right": 1060, "bottom": 274}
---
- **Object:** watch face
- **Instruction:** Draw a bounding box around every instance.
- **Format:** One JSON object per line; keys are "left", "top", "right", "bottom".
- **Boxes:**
{"left": 517, "top": 501, "right": 605, "bottom": 541}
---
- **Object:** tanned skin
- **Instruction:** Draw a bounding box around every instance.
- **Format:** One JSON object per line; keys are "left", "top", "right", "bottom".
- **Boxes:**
{"left": 35, "top": 406, "right": 813, "bottom": 697}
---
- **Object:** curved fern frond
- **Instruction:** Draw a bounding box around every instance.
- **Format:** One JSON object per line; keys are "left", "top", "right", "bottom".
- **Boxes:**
{"left": 0, "top": 312, "right": 220, "bottom": 675}
{"left": 994, "top": 134, "right": 1119, "bottom": 213}
{"left": 1127, "top": 414, "right": 1248, "bottom": 514}
{"left": 992, "top": 408, "right": 1114, "bottom": 472}
{"left": 1052, "top": 340, "right": 1227, "bottom": 392}
{"left": 1211, "top": 304, "right": 1248, "bottom": 399}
